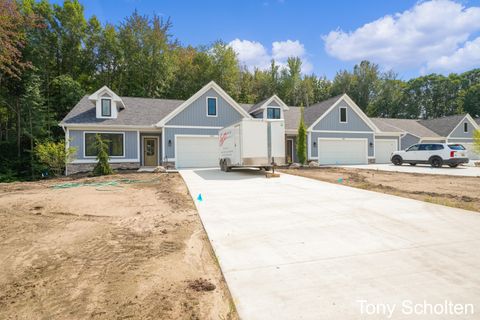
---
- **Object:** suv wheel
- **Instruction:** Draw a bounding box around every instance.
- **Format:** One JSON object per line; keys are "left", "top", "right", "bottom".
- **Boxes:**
{"left": 409, "top": 163, "right": 416, "bottom": 166}
{"left": 430, "top": 157, "right": 443, "bottom": 168}
{"left": 391, "top": 155, "right": 403, "bottom": 166}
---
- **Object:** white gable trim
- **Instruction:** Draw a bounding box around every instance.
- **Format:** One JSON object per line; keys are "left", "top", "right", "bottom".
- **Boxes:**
{"left": 259, "top": 95, "right": 289, "bottom": 111}
{"left": 447, "top": 114, "right": 480, "bottom": 138}
{"left": 156, "top": 81, "right": 252, "bottom": 127}
{"left": 89, "top": 86, "right": 125, "bottom": 108}
{"left": 307, "top": 94, "right": 379, "bottom": 132}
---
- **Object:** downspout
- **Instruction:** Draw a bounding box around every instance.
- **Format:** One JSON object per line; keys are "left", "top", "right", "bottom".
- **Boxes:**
{"left": 60, "top": 125, "right": 69, "bottom": 176}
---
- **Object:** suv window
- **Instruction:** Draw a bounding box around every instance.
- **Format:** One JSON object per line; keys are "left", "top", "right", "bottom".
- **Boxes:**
{"left": 407, "top": 144, "right": 419, "bottom": 151}
{"left": 418, "top": 144, "right": 443, "bottom": 151}
{"left": 448, "top": 144, "right": 465, "bottom": 150}
{"left": 432, "top": 144, "right": 444, "bottom": 150}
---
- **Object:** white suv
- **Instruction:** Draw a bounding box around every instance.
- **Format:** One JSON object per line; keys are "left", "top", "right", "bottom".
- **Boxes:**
{"left": 390, "top": 143, "right": 469, "bottom": 168}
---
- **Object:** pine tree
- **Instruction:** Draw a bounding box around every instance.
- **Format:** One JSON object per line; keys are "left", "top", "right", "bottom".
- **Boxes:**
{"left": 296, "top": 105, "right": 307, "bottom": 165}
{"left": 93, "top": 134, "right": 112, "bottom": 175}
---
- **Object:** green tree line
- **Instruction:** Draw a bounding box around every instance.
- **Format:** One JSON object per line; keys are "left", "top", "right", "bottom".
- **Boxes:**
{"left": 1, "top": 0, "right": 479, "bottom": 181}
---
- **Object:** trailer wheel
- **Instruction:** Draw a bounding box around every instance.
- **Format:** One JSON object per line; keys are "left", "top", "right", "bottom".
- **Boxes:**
{"left": 225, "top": 165, "right": 231, "bottom": 172}
{"left": 220, "top": 159, "right": 226, "bottom": 172}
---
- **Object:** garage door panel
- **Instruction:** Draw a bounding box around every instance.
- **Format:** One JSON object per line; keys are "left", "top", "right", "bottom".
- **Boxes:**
{"left": 318, "top": 139, "right": 367, "bottom": 165}
{"left": 176, "top": 136, "right": 219, "bottom": 168}
{"left": 375, "top": 139, "right": 398, "bottom": 164}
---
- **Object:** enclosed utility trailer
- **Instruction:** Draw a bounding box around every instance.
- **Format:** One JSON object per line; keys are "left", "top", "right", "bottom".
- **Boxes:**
{"left": 218, "top": 119, "right": 285, "bottom": 171}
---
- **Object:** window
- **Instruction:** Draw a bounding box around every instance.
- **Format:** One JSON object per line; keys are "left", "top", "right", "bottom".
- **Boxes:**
{"left": 340, "top": 107, "right": 347, "bottom": 123}
{"left": 207, "top": 97, "right": 217, "bottom": 116}
{"left": 448, "top": 144, "right": 466, "bottom": 150}
{"left": 267, "top": 107, "right": 281, "bottom": 119}
{"left": 407, "top": 144, "right": 419, "bottom": 151}
{"left": 101, "top": 99, "right": 111, "bottom": 117}
{"left": 464, "top": 122, "right": 468, "bottom": 132}
{"left": 85, "top": 133, "right": 124, "bottom": 157}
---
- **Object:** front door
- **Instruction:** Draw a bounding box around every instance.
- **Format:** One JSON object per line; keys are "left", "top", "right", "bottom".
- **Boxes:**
{"left": 286, "top": 139, "right": 294, "bottom": 163}
{"left": 143, "top": 137, "right": 158, "bottom": 166}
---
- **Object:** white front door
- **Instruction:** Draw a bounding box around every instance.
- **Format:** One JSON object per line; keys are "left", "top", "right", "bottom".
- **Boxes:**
{"left": 375, "top": 139, "right": 398, "bottom": 164}
{"left": 176, "top": 136, "right": 219, "bottom": 168}
{"left": 317, "top": 138, "right": 368, "bottom": 165}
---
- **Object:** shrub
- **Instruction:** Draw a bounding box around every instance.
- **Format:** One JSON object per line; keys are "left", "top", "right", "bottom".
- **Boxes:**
{"left": 93, "top": 134, "right": 113, "bottom": 176}
{"left": 34, "top": 140, "right": 77, "bottom": 176}
{"left": 473, "top": 129, "right": 480, "bottom": 155}
{"left": 296, "top": 106, "right": 307, "bottom": 164}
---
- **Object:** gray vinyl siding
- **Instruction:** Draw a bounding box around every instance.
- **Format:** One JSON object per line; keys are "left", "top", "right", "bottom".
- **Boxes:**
{"left": 312, "top": 99, "right": 373, "bottom": 132}
{"left": 166, "top": 88, "right": 244, "bottom": 127}
{"left": 375, "top": 135, "right": 401, "bottom": 150}
{"left": 69, "top": 129, "right": 138, "bottom": 161}
{"left": 400, "top": 133, "right": 419, "bottom": 150}
{"left": 449, "top": 118, "right": 476, "bottom": 138}
{"left": 164, "top": 127, "right": 219, "bottom": 159}
{"left": 309, "top": 131, "right": 374, "bottom": 158}
{"left": 268, "top": 100, "right": 280, "bottom": 107}
{"left": 140, "top": 132, "right": 162, "bottom": 165}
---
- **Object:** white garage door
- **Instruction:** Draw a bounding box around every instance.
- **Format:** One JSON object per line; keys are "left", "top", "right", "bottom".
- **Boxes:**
{"left": 375, "top": 139, "right": 398, "bottom": 164}
{"left": 176, "top": 136, "right": 219, "bottom": 168}
{"left": 462, "top": 143, "right": 480, "bottom": 160}
{"left": 318, "top": 138, "right": 368, "bottom": 165}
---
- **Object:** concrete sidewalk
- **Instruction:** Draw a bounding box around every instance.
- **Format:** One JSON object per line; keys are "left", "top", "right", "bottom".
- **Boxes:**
{"left": 180, "top": 169, "right": 480, "bottom": 320}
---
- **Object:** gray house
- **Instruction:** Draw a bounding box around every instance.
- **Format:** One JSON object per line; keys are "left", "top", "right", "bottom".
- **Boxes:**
{"left": 60, "top": 82, "right": 479, "bottom": 174}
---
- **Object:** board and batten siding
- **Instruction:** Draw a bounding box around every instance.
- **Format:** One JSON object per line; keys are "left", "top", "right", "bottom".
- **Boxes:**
{"left": 312, "top": 99, "right": 373, "bottom": 132}
{"left": 166, "top": 88, "right": 244, "bottom": 127}
{"left": 310, "top": 132, "right": 374, "bottom": 158}
{"left": 449, "top": 117, "right": 476, "bottom": 139}
{"left": 69, "top": 129, "right": 139, "bottom": 161}
{"left": 400, "top": 133, "right": 419, "bottom": 150}
{"left": 163, "top": 127, "right": 219, "bottom": 160}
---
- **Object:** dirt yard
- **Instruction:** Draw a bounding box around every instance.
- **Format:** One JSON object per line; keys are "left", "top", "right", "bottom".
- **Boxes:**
{"left": 0, "top": 173, "right": 237, "bottom": 320}
{"left": 281, "top": 167, "right": 480, "bottom": 212}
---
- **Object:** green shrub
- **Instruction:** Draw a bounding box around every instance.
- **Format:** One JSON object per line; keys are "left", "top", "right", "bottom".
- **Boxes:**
{"left": 473, "top": 129, "right": 480, "bottom": 155}
{"left": 93, "top": 134, "right": 113, "bottom": 176}
{"left": 34, "top": 140, "right": 77, "bottom": 176}
{"left": 296, "top": 106, "right": 307, "bottom": 164}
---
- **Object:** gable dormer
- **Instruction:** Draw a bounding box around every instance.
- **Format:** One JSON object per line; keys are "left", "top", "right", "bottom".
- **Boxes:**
{"left": 88, "top": 86, "right": 125, "bottom": 119}
{"left": 249, "top": 95, "right": 289, "bottom": 120}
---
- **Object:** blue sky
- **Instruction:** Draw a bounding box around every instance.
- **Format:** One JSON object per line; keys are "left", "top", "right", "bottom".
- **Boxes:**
{"left": 59, "top": 0, "right": 480, "bottom": 80}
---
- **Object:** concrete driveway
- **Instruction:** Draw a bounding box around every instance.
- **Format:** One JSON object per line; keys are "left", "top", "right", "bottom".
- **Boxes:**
{"left": 180, "top": 169, "right": 480, "bottom": 320}
{"left": 336, "top": 163, "right": 480, "bottom": 177}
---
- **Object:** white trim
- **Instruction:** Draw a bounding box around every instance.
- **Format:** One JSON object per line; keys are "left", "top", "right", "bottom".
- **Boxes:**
{"left": 375, "top": 132, "right": 402, "bottom": 136}
{"left": 161, "top": 127, "right": 165, "bottom": 162}
{"left": 156, "top": 81, "right": 252, "bottom": 126}
{"left": 447, "top": 114, "right": 480, "bottom": 138}
{"left": 164, "top": 125, "right": 223, "bottom": 129}
{"left": 142, "top": 136, "right": 160, "bottom": 166}
{"left": 206, "top": 96, "right": 218, "bottom": 117}
{"left": 83, "top": 131, "right": 126, "bottom": 158}
{"left": 88, "top": 85, "right": 125, "bottom": 108}
{"left": 339, "top": 106, "right": 348, "bottom": 123}
{"left": 307, "top": 131, "right": 311, "bottom": 160}
{"left": 71, "top": 158, "right": 139, "bottom": 164}
{"left": 310, "top": 130, "right": 374, "bottom": 134}
{"left": 317, "top": 137, "right": 369, "bottom": 165}
{"left": 307, "top": 94, "right": 380, "bottom": 132}
{"left": 174, "top": 134, "right": 219, "bottom": 164}
{"left": 285, "top": 129, "right": 298, "bottom": 134}
{"left": 447, "top": 137, "right": 473, "bottom": 140}
{"left": 62, "top": 124, "right": 157, "bottom": 130}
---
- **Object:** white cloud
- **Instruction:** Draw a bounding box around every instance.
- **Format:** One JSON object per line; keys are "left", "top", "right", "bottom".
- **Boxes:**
{"left": 323, "top": 0, "right": 480, "bottom": 73}
{"left": 272, "top": 40, "right": 305, "bottom": 60}
{"left": 228, "top": 39, "right": 312, "bottom": 74}
{"left": 427, "top": 36, "right": 480, "bottom": 72}
{"left": 228, "top": 39, "right": 271, "bottom": 70}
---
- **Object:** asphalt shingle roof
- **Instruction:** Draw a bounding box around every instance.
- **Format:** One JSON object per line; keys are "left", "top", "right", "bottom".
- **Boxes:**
{"left": 303, "top": 94, "right": 344, "bottom": 127}
{"left": 418, "top": 114, "right": 467, "bottom": 137}
{"left": 371, "top": 118, "right": 440, "bottom": 137}
{"left": 60, "top": 96, "right": 184, "bottom": 126}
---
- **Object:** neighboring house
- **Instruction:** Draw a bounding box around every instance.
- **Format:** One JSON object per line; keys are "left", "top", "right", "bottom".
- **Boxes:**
{"left": 60, "top": 82, "right": 479, "bottom": 175}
